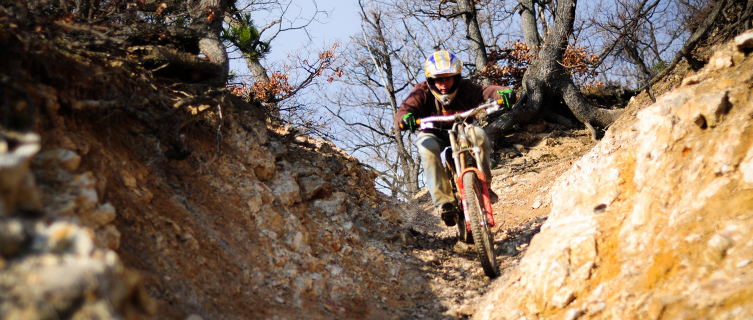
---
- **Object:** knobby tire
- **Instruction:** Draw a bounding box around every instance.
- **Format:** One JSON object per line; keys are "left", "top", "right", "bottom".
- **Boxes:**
{"left": 462, "top": 171, "right": 499, "bottom": 278}
{"left": 447, "top": 160, "right": 471, "bottom": 244}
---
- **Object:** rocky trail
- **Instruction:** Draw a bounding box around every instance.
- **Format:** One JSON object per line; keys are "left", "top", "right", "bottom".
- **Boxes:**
{"left": 381, "top": 127, "right": 595, "bottom": 319}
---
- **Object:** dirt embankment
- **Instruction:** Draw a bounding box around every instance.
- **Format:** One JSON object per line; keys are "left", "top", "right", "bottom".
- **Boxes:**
{"left": 0, "top": 12, "right": 458, "bottom": 319}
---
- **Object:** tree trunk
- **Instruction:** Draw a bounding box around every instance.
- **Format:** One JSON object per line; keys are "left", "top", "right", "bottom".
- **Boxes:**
{"left": 245, "top": 58, "right": 270, "bottom": 84}
{"left": 486, "top": 0, "right": 622, "bottom": 142}
{"left": 456, "top": 0, "right": 490, "bottom": 85}
{"left": 371, "top": 16, "right": 421, "bottom": 196}
{"left": 518, "top": 0, "right": 541, "bottom": 54}
{"left": 357, "top": 5, "right": 421, "bottom": 198}
{"left": 189, "top": 0, "right": 229, "bottom": 86}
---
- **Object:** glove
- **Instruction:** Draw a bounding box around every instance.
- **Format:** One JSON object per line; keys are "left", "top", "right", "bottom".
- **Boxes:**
{"left": 497, "top": 88, "right": 516, "bottom": 109}
{"left": 400, "top": 113, "right": 418, "bottom": 132}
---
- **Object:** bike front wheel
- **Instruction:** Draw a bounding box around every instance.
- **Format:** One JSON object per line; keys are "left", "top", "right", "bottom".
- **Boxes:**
{"left": 462, "top": 171, "right": 499, "bottom": 278}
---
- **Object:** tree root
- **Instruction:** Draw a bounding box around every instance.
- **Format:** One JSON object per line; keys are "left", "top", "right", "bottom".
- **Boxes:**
{"left": 128, "top": 45, "right": 223, "bottom": 83}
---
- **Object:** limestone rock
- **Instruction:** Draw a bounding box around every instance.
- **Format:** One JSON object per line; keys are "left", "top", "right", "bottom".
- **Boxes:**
{"left": 268, "top": 140, "right": 287, "bottom": 159}
{"left": 675, "top": 91, "right": 729, "bottom": 128}
{"left": 16, "top": 172, "right": 42, "bottom": 211}
{"left": 705, "top": 233, "right": 733, "bottom": 263}
{"left": 0, "top": 219, "right": 26, "bottom": 258}
{"left": 564, "top": 307, "right": 585, "bottom": 320}
{"left": 81, "top": 203, "right": 116, "bottom": 228}
{"left": 734, "top": 30, "right": 753, "bottom": 51}
{"left": 267, "top": 171, "right": 301, "bottom": 207}
{"left": 95, "top": 225, "right": 121, "bottom": 250}
{"left": 34, "top": 222, "right": 94, "bottom": 256}
{"left": 551, "top": 286, "right": 575, "bottom": 309}
{"left": 311, "top": 192, "right": 347, "bottom": 216}
{"left": 297, "top": 174, "right": 328, "bottom": 201}
{"left": 473, "top": 32, "right": 753, "bottom": 320}
{"left": 250, "top": 148, "right": 276, "bottom": 180}
{"left": 35, "top": 148, "right": 81, "bottom": 172}
{"left": 0, "top": 133, "right": 41, "bottom": 216}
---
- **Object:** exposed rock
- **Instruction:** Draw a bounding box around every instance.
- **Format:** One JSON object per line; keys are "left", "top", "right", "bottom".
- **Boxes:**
{"left": 95, "top": 225, "right": 122, "bottom": 250}
{"left": 297, "top": 174, "right": 328, "bottom": 201}
{"left": 267, "top": 171, "right": 301, "bottom": 206}
{"left": 0, "top": 133, "right": 41, "bottom": 216}
{"left": 0, "top": 219, "right": 26, "bottom": 258}
{"left": 705, "top": 233, "right": 733, "bottom": 263}
{"left": 34, "top": 148, "right": 81, "bottom": 172}
{"left": 551, "top": 286, "right": 575, "bottom": 309}
{"left": 311, "top": 192, "right": 347, "bottom": 216}
{"left": 564, "top": 307, "right": 585, "bottom": 320}
{"left": 675, "top": 91, "right": 729, "bottom": 128}
{"left": 80, "top": 202, "right": 116, "bottom": 228}
{"left": 33, "top": 222, "right": 94, "bottom": 256}
{"left": 734, "top": 30, "right": 753, "bottom": 51}
{"left": 474, "top": 34, "right": 753, "bottom": 320}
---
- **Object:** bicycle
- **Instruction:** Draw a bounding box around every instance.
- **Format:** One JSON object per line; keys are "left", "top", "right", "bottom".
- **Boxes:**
{"left": 415, "top": 98, "right": 504, "bottom": 279}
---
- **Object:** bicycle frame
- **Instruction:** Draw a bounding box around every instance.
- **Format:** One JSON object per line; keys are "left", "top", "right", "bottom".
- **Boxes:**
{"left": 417, "top": 99, "right": 503, "bottom": 232}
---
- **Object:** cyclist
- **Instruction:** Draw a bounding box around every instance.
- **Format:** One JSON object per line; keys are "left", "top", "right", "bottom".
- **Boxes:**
{"left": 395, "top": 50, "right": 515, "bottom": 227}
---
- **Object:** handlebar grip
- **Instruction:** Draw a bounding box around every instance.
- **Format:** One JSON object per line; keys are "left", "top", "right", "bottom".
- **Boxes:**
{"left": 416, "top": 119, "right": 421, "bottom": 125}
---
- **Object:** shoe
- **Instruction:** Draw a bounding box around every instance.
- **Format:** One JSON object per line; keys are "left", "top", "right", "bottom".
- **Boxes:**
{"left": 488, "top": 189, "right": 498, "bottom": 204}
{"left": 439, "top": 203, "right": 457, "bottom": 227}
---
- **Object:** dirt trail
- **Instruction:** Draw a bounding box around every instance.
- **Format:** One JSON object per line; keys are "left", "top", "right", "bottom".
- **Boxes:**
{"left": 384, "top": 126, "right": 595, "bottom": 319}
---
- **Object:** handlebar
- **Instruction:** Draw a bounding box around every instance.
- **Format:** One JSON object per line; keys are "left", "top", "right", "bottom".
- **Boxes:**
{"left": 417, "top": 98, "right": 503, "bottom": 130}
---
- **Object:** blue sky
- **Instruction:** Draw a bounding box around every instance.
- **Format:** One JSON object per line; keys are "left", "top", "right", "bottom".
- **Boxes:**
{"left": 229, "top": 0, "right": 361, "bottom": 74}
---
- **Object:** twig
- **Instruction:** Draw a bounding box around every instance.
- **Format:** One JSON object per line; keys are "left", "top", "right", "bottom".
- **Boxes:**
{"left": 642, "top": 0, "right": 728, "bottom": 101}
{"left": 146, "top": 141, "right": 162, "bottom": 166}
{"left": 209, "top": 102, "right": 223, "bottom": 164}
{"left": 53, "top": 21, "right": 124, "bottom": 45}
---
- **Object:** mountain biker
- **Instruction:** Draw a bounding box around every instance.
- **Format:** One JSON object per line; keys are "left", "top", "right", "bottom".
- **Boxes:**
{"left": 395, "top": 50, "right": 515, "bottom": 227}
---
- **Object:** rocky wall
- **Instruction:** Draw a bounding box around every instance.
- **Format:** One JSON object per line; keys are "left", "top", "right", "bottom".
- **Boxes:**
{"left": 475, "top": 31, "right": 753, "bottom": 320}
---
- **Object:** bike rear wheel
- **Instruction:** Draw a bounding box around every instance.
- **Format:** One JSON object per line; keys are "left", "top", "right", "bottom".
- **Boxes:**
{"left": 462, "top": 171, "right": 499, "bottom": 278}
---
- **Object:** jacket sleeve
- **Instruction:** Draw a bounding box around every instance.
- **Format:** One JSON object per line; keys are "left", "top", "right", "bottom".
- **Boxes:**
{"left": 394, "top": 83, "right": 429, "bottom": 130}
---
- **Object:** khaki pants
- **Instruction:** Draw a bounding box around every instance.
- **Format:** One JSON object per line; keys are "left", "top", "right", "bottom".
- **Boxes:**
{"left": 415, "top": 124, "right": 493, "bottom": 210}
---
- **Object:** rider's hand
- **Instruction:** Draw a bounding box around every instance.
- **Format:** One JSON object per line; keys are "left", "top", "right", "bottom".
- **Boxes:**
{"left": 497, "top": 88, "right": 516, "bottom": 109}
{"left": 401, "top": 113, "right": 418, "bottom": 132}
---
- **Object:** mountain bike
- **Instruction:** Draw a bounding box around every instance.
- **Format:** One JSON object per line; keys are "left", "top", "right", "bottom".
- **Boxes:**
{"left": 416, "top": 99, "right": 503, "bottom": 278}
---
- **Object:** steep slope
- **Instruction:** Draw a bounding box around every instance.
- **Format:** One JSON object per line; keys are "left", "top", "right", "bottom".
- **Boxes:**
{"left": 475, "top": 31, "right": 753, "bottom": 320}
{"left": 0, "top": 12, "right": 441, "bottom": 319}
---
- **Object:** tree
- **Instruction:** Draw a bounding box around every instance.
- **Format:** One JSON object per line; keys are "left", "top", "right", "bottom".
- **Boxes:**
{"left": 223, "top": 0, "right": 328, "bottom": 88}
{"left": 324, "top": 0, "right": 423, "bottom": 199}
{"left": 518, "top": 0, "right": 542, "bottom": 54}
{"left": 189, "top": 0, "right": 230, "bottom": 86}
{"left": 222, "top": 0, "right": 343, "bottom": 133}
{"left": 485, "top": 0, "right": 623, "bottom": 141}
{"left": 398, "top": 0, "right": 497, "bottom": 84}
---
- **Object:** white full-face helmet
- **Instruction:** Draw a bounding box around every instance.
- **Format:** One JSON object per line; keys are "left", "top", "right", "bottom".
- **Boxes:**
{"left": 425, "top": 50, "right": 462, "bottom": 106}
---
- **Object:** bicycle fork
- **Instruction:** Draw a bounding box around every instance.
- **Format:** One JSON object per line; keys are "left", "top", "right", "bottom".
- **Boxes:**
{"left": 450, "top": 124, "right": 496, "bottom": 233}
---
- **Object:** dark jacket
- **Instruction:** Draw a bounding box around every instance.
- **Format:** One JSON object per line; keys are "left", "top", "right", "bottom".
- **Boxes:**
{"left": 394, "top": 79, "right": 512, "bottom": 130}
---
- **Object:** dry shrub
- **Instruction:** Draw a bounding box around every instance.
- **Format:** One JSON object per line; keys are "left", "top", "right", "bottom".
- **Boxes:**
{"left": 481, "top": 40, "right": 602, "bottom": 90}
